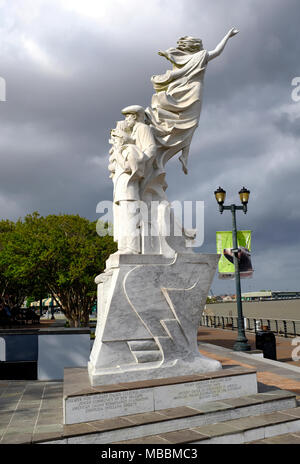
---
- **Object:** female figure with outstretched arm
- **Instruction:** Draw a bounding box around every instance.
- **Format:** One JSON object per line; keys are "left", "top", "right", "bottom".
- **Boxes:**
{"left": 145, "top": 28, "right": 239, "bottom": 175}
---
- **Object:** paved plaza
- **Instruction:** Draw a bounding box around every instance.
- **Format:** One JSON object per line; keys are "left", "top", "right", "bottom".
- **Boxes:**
{"left": 1, "top": 326, "right": 300, "bottom": 444}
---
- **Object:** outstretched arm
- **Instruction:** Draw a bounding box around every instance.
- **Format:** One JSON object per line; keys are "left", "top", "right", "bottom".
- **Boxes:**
{"left": 207, "top": 28, "right": 239, "bottom": 62}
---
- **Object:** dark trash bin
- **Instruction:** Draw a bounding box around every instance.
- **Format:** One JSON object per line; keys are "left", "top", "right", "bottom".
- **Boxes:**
{"left": 256, "top": 330, "right": 277, "bottom": 360}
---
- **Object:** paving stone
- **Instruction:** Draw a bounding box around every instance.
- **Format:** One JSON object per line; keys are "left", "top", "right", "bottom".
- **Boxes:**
{"left": 40, "top": 400, "right": 61, "bottom": 410}
{"left": 10, "top": 413, "right": 38, "bottom": 424}
{"left": 158, "top": 429, "right": 207, "bottom": 444}
{"left": 44, "top": 391, "right": 63, "bottom": 398}
{"left": 6, "top": 382, "right": 27, "bottom": 392}
{"left": 196, "top": 401, "right": 232, "bottom": 413}
{"left": 205, "top": 367, "right": 257, "bottom": 379}
{"left": 261, "top": 410, "right": 300, "bottom": 423}
{"left": 13, "top": 406, "right": 40, "bottom": 417}
{"left": 63, "top": 422, "right": 98, "bottom": 437}
{"left": 222, "top": 396, "right": 261, "bottom": 407}
{"left": 40, "top": 407, "right": 63, "bottom": 416}
{"left": 37, "top": 414, "right": 63, "bottom": 426}
{"left": 252, "top": 433, "right": 300, "bottom": 444}
{"left": 0, "top": 382, "right": 10, "bottom": 389}
{"left": 228, "top": 415, "right": 273, "bottom": 430}
{"left": 5, "top": 423, "right": 36, "bottom": 433}
{"left": 124, "top": 411, "right": 171, "bottom": 425}
{"left": 114, "top": 435, "right": 171, "bottom": 444}
{"left": 19, "top": 399, "right": 41, "bottom": 406}
{"left": 44, "top": 385, "right": 63, "bottom": 392}
{"left": 22, "top": 391, "right": 43, "bottom": 398}
{"left": 230, "top": 411, "right": 298, "bottom": 431}
{"left": 32, "top": 431, "right": 65, "bottom": 443}
{"left": 23, "top": 390, "right": 45, "bottom": 396}
{"left": 244, "top": 394, "right": 269, "bottom": 404}
{"left": 0, "top": 400, "right": 19, "bottom": 411}
{"left": 38, "top": 410, "right": 63, "bottom": 420}
{"left": 86, "top": 417, "right": 133, "bottom": 432}
{"left": 157, "top": 406, "right": 203, "bottom": 419}
{"left": 65, "top": 388, "right": 98, "bottom": 397}
{"left": 277, "top": 407, "right": 300, "bottom": 417}
{"left": 0, "top": 411, "right": 14, "bottom": 427}
{"left": 262, "top": 389, "right": 296, "bottom": 398}
{"left": 68, "top": 385, "right": 126, "bottom": 396}
{"left": 1, "top": 432, "right": 32, "bottom": 444}
{"left": 1, "top": 391, "right": 23, "bottom": 399}
{"left": 34, "top": 424, "right": 63, "bottom": 434}
{"left": 118, "top": 375, "right": 202, "bottom": 390}
{"left": 192, "top": 422, "right": 238, "bottom": 437}
{"left": 249, "top": 439, "right": 269, "bottom": 444}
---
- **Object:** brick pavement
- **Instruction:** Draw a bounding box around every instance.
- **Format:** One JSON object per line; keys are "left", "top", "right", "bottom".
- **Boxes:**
{"left": 197, "top": 326, "right": 300, "bottom": 367}
{"left": 198, "top": 327, "right": 300, "bottom": 398}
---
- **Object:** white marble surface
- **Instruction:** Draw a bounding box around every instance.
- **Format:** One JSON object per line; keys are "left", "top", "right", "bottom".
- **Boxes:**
{"left": 108, "top": 31, "right": 239, "bottom": 255}
{"left": 89, "top": 253, "right": 222, "bottom": 386}
{"left": 89, "top": 32, "right": 240, "bottom": 386}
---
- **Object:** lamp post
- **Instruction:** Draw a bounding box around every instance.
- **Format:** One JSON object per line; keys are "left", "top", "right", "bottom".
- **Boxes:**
{"left": 214, "top": 186, "right": 251, "bottom": 352}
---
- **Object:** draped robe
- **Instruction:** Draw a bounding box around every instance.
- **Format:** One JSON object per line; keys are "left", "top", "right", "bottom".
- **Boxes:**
{"left": 145, "top": 48, "right": 208, "bottom": 176}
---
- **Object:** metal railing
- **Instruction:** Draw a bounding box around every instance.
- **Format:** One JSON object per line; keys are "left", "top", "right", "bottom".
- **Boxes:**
{"left": 200, "top": 315, "right": 300, "bottom": 338}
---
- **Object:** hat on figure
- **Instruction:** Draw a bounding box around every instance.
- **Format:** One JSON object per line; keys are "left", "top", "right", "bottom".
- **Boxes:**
{"left": 121, "top": 105, "right": 145, "bottom": 122}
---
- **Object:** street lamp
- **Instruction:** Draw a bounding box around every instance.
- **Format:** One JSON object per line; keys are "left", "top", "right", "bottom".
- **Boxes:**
{"left": 214, "top": 186, "right": 251, "bottom": 352}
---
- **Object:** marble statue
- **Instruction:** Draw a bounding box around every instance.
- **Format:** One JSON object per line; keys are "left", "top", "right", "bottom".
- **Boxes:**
{"left": 109, "top": 105, "right": 156, "bottom": 254}
{"left": 147, "top": 28, "right": 238, "bottom": 174}
{"left": 109, "top": 28, "right": 239, "bottom": 255}
{"left": 89, "top": 29, "right": 239, "bottom": 385}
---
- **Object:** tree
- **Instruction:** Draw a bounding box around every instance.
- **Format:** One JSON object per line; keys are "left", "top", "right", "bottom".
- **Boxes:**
{"left": 0, "top": 213, "right": 117, "bottom": 326}
{"left": 0, "top": 219, "right": 31, "bottom": 307}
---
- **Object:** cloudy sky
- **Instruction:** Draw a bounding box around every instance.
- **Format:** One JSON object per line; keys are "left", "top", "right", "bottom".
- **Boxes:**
{"left": 0, "top": 0, "right": 300, "bottom": 294}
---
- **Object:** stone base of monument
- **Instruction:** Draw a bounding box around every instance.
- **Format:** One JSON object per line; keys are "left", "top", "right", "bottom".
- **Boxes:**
{"left": 88, "top": 252, "right": 224, "bottom": 386}
{"left": 63, "top": 366, "right": 258, "bottom": 425}
{"left": 55, "top": 365, "right": 300, "bottom": 444}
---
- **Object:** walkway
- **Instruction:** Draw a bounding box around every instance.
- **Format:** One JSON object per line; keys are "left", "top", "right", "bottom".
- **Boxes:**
{"left": 0, "top": 326, "right": 300, "bottom": 443}
{"left": 197, "top": 326, "right": 300, "bottom": 367}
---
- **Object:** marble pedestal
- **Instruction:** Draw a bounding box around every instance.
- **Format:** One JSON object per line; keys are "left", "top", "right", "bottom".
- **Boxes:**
{"left": 88, "top": 253, "right": 222, "bottom": 386}
{"left": 64, "top": 366, "right": 258, "bottom": 425}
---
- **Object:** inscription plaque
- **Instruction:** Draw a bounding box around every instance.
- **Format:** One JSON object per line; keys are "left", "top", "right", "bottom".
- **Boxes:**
{"left": 65, "top": 388, "right": 154, "bottom": 424}
{"left": 154, "top": 374, "right": 257, "bottom": 410}
{"left": 64, "top": 371, "right": 257, "bottom": 425}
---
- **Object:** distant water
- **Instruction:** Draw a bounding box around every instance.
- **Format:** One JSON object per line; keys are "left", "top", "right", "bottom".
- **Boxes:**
{"left": 206, "top": 299, "right": 300, "bottom": 321}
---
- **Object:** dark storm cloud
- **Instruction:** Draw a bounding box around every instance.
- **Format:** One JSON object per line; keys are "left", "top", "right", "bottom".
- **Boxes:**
{"left": 273, "top": 112, "right": 300, "bottom": 138}
{"left": 0, "top": 0, "right": 300, "bottom": 291}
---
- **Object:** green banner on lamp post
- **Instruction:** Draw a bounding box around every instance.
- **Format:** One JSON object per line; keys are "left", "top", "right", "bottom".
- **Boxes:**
{"left": 216, "top": 230, "right": 253, "bottom": 279}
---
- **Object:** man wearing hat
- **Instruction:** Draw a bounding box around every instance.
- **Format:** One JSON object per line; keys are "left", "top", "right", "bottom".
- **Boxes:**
{"left": 109, "top": 105, "right": 156, "bottom": 254}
